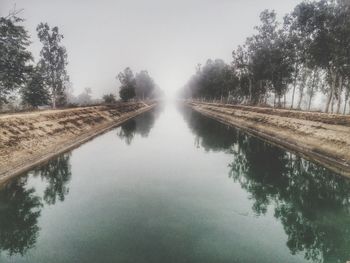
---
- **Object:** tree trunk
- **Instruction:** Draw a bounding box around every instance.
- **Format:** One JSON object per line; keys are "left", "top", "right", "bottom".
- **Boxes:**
{"left": 343, "top": 98, "right": 348, "bottom": 115}
{"left": 297, "top": 88, "right": 304, "bottom": 109}
{"left": 248, "top": 78, "right": 252, "bottom": 104}
{"left": 307, "top": 70, "right": 317, "bottom": 111}
{"left": 283, "top": 93, "right": 286, "bottom": 108}
{"left": 344, "top": 88, "right": 350, "bottom": 114}
{"left": 336, "top": 76, "right": 343, "bottom": 114}
{"left": 290, "top": 75, "right": 298, "bottom": 109}
{"left": 297, "top": 71, "right": 308, "bottom": 110}
{"left": 325, "top": 71, "right": 336, "bottom": 113}
{"left": 331, "top": 96, "right": 335, "bottom": 113}
{"left": 259, "top": 80, "right": 263, "bottom": 105}
{"left": 52, "top": 91, "right": 56, "bottom": 109}
{"left": 308, "top": 94, "right": 313, "bottom": 111}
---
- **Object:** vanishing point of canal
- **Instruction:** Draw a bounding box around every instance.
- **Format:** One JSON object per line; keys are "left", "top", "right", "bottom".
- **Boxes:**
{"left": 1, "top": 103, "right": 349, "bottom": 263}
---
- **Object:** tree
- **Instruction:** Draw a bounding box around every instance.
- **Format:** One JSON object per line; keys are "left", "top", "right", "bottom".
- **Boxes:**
{"left": 284, "top": 6, "right": 314, "bottom": 109}
{"left": 291, "top": 0, "right": 349, "bottom": 113}
{"left": 118, "top": 67, "right": 136, "bottom": 101}
{"left": 21, "top": 66, "right": 50, "bottom": 108}
{"left": 253, "top": 10, "right": 293, "bottom": 107}
{"left": 181, "top": 59, "right": 238, "bottom": 102}
{"left": 135, "top": 70, "right": 155, "bottom": 99}
{"left": 37, "top": 23, "right": 69, "bottom": 108}
{"left": 232, "top": 45, "right": 255, "bottom": 103}
{"left": 306, "top": 69, "right": 323, "bottom": 110}
{"left": 0, "top": 13, "right": 32, "bottom": 107}
{"left": 102, "top": 93, "right": 116, "bottom": 104}
{"left": 180, "top": 0, "right": 350, "bottom": 113}
{"left": 119, "top": 87, "right": 135, "bottom": 102}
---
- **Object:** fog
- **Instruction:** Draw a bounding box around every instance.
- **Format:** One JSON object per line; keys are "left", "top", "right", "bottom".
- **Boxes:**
{"left": 0, "top": 0, "right": 302, "bottom": 98}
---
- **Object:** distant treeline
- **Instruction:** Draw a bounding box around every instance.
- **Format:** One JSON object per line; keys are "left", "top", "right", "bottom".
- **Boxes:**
{"left": 105, "top": 67, "right": 163, "bottom": 103}
{"left": 0, "top": 9, "right": 162, "bottom": 111}
{"left": 180, "top": 0, "right": 350, "bottom": 113}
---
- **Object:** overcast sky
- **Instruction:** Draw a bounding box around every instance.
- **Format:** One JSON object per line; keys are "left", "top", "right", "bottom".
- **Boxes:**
{"left": 1, "top": 0, "right": 302, "bottom": 98}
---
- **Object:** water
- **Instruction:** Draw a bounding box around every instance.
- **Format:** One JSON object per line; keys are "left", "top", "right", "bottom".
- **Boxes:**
{"left": 1, "top": 103, "right": 349, "bottom": 263}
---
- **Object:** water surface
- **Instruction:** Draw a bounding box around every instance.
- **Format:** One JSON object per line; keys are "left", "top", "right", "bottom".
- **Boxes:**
{"left": 1, "top": 103, "right": 349, "bottom": 263}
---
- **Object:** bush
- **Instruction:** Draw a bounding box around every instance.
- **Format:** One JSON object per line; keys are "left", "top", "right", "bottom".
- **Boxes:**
{"left": 102, "top": 94, "right": 116, "bottom": 104}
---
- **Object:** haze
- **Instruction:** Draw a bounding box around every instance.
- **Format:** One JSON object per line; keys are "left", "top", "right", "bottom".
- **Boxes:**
{"left": 0, "top": 0, "right": 302, "bottom": 98}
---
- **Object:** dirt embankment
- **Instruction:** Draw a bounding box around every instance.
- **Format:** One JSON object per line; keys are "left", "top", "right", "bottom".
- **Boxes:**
{"left": 189, "top": 101, "right": 350, "bottom": 177}
{"left": 0, "top": 102, "right": 155, "bottom": 183}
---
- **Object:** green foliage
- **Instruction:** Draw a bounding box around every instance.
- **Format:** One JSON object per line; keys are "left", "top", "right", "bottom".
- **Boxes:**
{"left": 21, "top": 67, "right": 50, "bottom": 108}
{"left": 102, "top": 93, "right": 116, "bottom": 104}
{"left": 37, "top": 23, "right": 69, "bottom": 108}
{"left": 119, "top": 87, "right": 136, "bottom": 102}
{"left": 182, "top": 1, "right": 350, "bottom": 112}
{"left": 117, "top": 67, "right": 161, "bottom": 101}
{"left": 118, "top": 67, "right": 136, "bottom": 101}
{"left": 0, "top": 15, "right": 33, "bottom": 106}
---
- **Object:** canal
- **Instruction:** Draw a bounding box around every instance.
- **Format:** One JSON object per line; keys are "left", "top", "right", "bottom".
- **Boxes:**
{"left": 1, "top": 103, "right": 349, "bottom": 263}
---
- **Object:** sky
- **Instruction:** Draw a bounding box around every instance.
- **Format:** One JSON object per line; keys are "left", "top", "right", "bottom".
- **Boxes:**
{"left": 1, "top": 0, "right": 302, "bottom": 98}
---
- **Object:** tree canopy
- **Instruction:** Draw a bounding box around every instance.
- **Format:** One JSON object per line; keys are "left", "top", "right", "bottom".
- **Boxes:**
{"left": 117, "top": 67, "right": 159, "bottom": 101}
{"left": 37, "top": 23, "right": 69, "bottom": 108}
{"left": 0, "top": 14, "right": 32, "bottom": 106}
{"left": 181, "top": 0, "right": 350, "bottom": 113}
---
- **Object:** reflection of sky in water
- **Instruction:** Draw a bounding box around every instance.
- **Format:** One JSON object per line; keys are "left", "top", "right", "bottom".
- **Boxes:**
{"left": 0, "top": 103, "right": 349, "bottom": 263}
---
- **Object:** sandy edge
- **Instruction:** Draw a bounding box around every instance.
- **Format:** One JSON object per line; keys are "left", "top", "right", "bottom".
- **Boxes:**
{"left": 0, "top": 104, "right": 155, "bottom": 185}
{"left": 189, "top": 103, "right": 350, "bottom": 178}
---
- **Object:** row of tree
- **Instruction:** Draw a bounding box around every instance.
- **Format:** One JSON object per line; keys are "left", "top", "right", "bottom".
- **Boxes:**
{"left": 181, "top": 0, "right": 350, "bottom": 113}
{"left": 0, "top": 10, "right": 69, "bottom": 109}
{"left": 1, "top": 10, "right": 163, "bottom": 110}
{"left": 102, "top": 67, "right": 162, "bottom": 104}
{"left": 181, "top": 106, "right": 350, "bottom": 262}
{"left": 116, "top": 67, "right": 162, "bottom": 102}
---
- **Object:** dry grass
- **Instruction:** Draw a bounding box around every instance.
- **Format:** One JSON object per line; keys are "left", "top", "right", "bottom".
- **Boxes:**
{"left": 190, "top": 102, "right": 350, "bottom": 177}
{"left": 0, "top": 102, "right": 153, "bottom": 182}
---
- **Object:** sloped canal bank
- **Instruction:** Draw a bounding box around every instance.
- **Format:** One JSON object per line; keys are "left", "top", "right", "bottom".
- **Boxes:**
{"left": 0, "top": 103, "right": 349, "bottom": 263}
{"left": 0, "top": 102, "right": 155, "bottom": 184}
{"left": 188, "top": 101, "right": 350, "bottom": 177}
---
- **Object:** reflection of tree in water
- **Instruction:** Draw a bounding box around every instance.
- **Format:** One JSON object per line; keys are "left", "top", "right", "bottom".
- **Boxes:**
{"left": 117, "top": 107, "right": 162, "bottom": 144}
{"left": 0, "top": 177, "right": 42, "bottom": 256}
{"left": 0, "top": 153, "right": 72, "bottom": 257}
{"left": 181, "top": 106, "right": 237, "bottom": 151}
{"left": 118, "top": 119, "right": 137, "bottom": 145}
{"left": 182, "top": 106, "right": 350, "bottom": 263}
{"left": 229, "top": 136, "right": 350, "bottom": 262}
{"left": 34, "top": 153, "right": 72, "bottom": 205}
{"left": 135, "top": 110, "right": 156, "bottom": 137}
